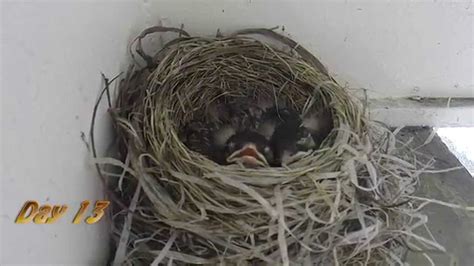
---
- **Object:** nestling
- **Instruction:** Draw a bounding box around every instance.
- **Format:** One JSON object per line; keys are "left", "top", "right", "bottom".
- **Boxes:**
{"left": 223, "top": 131, "right": 274, "bottom": 167}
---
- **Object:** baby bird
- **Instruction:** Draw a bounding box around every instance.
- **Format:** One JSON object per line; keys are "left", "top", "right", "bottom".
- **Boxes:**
{"left": 258, "top": 106, "right": 333, "bottom": 166}
{"left": 258, "top": 107, "right": 302, "bottom": 166}
{"left": 182, "top": 98, "right": 333, "bottom": 168}
{"left": 205, "top": 99, "right": 276, "bottom": 167}
{"left": 224, "top": 131, "right": 274, "bottom": 167}
{"left": 301, "top": 107, "right": 333, "bottom": 148}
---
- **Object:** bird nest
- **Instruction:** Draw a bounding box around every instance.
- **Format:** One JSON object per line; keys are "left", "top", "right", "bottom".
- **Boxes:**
{"left": 95, "top": 27, "right": 455, "bottom": 265}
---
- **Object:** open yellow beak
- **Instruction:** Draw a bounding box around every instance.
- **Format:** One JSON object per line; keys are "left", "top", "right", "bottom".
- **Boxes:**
{"left": 226, "top": 143, "right": 268, "bottom": 167}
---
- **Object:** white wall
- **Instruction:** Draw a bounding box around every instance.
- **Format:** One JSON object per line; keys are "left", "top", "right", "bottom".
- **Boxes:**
{"left": 1, "top": 1, "right": 142, "bottom": 264}
{"left": 1, "top": 0, "right": 473, "bottom": 264}
{"left": 143, "top": 0, "right": 474, "bottom": 99}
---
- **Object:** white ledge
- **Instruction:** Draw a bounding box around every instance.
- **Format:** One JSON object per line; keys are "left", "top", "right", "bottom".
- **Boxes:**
{"left": 368, "top": 98, "right": 474, "bottom": 127}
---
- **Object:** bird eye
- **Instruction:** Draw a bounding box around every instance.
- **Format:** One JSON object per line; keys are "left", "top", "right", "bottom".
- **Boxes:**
{"left": 264, "top": 146, "right": 271, "bottom": 154}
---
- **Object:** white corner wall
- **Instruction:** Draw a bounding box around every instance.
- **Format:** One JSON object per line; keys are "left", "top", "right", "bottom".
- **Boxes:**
{"left": 1, "top": 0, "right": 473, "bottom": 264}
{"left": 1, "top": 1, "right": 143, "bottom": 264}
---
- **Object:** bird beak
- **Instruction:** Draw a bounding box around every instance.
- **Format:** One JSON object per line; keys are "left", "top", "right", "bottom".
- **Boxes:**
{"left": 226, "top": 143, "right": 268, "bottom": 167}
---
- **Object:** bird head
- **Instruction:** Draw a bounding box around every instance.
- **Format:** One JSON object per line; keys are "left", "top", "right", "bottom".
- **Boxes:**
{"left": 224, "top": 131, "right": 273, "bottom": 167}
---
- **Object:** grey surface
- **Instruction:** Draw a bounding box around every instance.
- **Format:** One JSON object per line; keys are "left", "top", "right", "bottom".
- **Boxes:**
{"left": 400, "top": 128, "right": 474, "bottom": 266}
{"left": 368, "top": 98, "right": 474, "bottom": 127}
{"left": 370, "top": 97, "right": 474, "bottom": 109}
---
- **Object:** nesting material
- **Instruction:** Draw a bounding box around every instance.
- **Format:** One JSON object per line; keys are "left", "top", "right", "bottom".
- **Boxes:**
{"left": 95, "top": 27, "right": 469, "bottom": 265}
